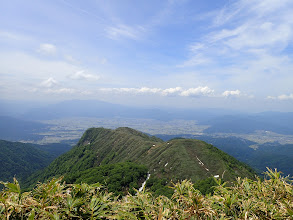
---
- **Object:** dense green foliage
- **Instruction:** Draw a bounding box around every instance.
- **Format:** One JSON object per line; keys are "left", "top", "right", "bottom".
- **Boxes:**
{"left": 1, "top": 169, "right": 292, "bottom": 219}
{"left": 0, "top": 140, "right": 54, "bottom": 182}
{"left": 146, "top": 177, "right": 218, "bottom": 198}
{"left": 65, "top": 161, "right": 148, "bottom": 196}
{"left": 193, "top": 177, "right": 218, "bottom": 195}
{"left": 26, "top": 127, "right": 256, "bottom": 190}
{"left": 0, "top": 140, "right": 72, "bottom": 183}
{"left": 145, "top": 177, "right": 173, "bottom": 198}
{"left": 248, "top": 143, "right": 293, "bottom": 176}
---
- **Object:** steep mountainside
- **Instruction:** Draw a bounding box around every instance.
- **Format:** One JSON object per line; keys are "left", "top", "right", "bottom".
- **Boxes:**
{"left": 27, "top": 127, "right": 256, "bottom": 188}
{"left": 0, "top": 140, "right": 54, "bottom": 182}
{"left": 0, "top": 140, "right": 72, "bottom": 182}
{"left": 157, "top": 134, "right": 293, "bottom": 176}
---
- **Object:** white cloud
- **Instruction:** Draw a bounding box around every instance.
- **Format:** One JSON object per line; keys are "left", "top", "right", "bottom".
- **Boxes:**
{"left": 100, "top": 87, "right": 162, "bottom": 94}
{"left": 267, "top": 94, "right": 293, "bottom": 100}
{"left": 101, "top": 58, "right": 107, "bottom": 64}
{"left": 80, "top": 90, "right": 93, "bottom": 95}
{"left": 180, "top": 86, "right": 214, "bottom": 97}
{"left": 0, "top": 52, "right": 80, "bottom": 79}
{"left": 161, "top": 87, "right": 183, "bottom": 96}
{"left": 185, "top": 0, "right": 293, "bottom": 59}
{"left": 189, "top": 43, "right": 205, "bottom": 53}
{"left": 212, "top": 1, "right": 243, "bottom": 26}
{"left": 247, "top": 0, "right": 291, "bottom": 16}
{"left": 177, "top": 54, "right": 210, "bottom": 68}
{"left": 46, "top": 88, "right": 76, "bottom": 94}
{"left": 208, "top": 24, "right": 248, "bottom": 43}
{"left": 64, "top": 55, "right": 78, "bottom": 63}
{"left": 222, "top": 90, "right": 241, "bottom": 97}
{"left": 105, "top": 24, "right": 145, "bottom": 40}
{"left": 278, "top": 94, "right": 293, "bottom": 100}
{"left": 177, "top": 0, "right": 293, "bottom": 100}
{"left": 207, "top": 0, "right": 293, "bottom": 53}
{"left": 38, "top": 43, "right": 57, "bottom": 55}
{"left": 37, "top": 78, "right": 77, "bottom": 95}
{"left": 69, "top": 70, "right": 100, "bottom": 81}
{"left": 224, "top": 22, "right": 291, "bottom": 51}
{"left": 40, "top": 77, "right": 58, "bottom": 88}
{"left": 137, "top": 87, "right": 162, "bottom": 93}
{"left": 0, "top": 51, "right": 98, "bottom": 99}
{"left": 212, "top": 0, "right": 292, "bottom": 27}
{"left": 28, "top": 86, "right": 84, "bottom": 95}
{"left": 99, "top": 86, "right": 214, "bottom": 97}
{"left": 0, "top": 31, "right": 20, "bottom": 40}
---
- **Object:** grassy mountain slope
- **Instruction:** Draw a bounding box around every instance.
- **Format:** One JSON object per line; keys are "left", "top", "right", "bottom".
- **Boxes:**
{"left": 26, "top": 127, "right": 256, "bottom": 188}
{"left": 143, "top": 138, "right": 255, "bottom": 183}
{"left": 157, "top": 134, "right": 293, "bottom": 176}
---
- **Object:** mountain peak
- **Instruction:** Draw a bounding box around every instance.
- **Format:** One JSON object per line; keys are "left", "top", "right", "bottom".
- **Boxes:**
{"left": 26, "top": 127, "right": 256, "bottom": 188}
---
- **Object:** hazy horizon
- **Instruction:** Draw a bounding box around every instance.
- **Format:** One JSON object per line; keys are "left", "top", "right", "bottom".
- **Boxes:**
{"left": 1, "top": 0, "right": 293, "bottom": 111}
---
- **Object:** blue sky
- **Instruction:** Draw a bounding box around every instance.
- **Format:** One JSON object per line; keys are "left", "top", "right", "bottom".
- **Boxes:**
{"left": 0, "top": 0, "right": 293, "bottom": 111}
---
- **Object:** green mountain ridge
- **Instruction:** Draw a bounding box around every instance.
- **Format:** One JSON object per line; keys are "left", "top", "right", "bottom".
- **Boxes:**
{"left": 156, "top": 134, "right": 293, "bottom": 176}
{"left": 26, "top": 127, "right": 256, "bottom": 190}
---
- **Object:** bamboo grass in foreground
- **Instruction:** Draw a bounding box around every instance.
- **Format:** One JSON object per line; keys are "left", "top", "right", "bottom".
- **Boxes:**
{"left": 0, "top": 168, "right": 292, "bottom": 219}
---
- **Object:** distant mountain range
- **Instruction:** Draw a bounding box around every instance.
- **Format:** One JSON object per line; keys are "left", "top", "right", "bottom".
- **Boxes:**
{"left": 203, "top": 112, "right": 293, "bottom": 135}
{"left": 0, "top": 99, "right": 240, "bottom": 121}
{"left": 0, "top": 116, "right": 49, "bottom": 141}
{"left": 2, "top": 99, "right": 293, "bottom": 135}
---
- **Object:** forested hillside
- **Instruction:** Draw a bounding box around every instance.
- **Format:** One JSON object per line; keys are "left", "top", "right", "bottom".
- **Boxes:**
{"left": 0, "top": 140, "right": 53, "bottom": 182}
{"left": 0, "top": 140, "right": 72, "bottom": 182}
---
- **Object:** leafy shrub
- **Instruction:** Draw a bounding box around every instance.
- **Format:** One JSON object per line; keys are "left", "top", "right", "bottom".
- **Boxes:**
{"left": 0, "top": 168, "right": 292, "bottom": 219}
